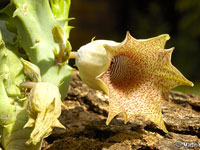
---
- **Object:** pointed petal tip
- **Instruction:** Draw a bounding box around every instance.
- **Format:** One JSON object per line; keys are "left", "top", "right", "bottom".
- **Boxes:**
{"left": 106, "top": 120, "right": 110, "bottom": 126}
{"left": 181, "top": 78, "right": 194, "bottom": 87}
{"left": 167, "top": 47, "right": 174, "bottom": 51}
{"left": 126, "top": 31, "right": 131, "bottom": 37}
{"left": 123, "top": 112, "right": 128, "bottom": 124}
{"left": 125, "top": 31, "right": 135, "bottom": 40}
{"left": 103, "top": 43, "right": 110, "bottom": 50}
{"left": 95, "top": 76, "right": 109, "bottom": 95}
{"left": 163, "top": 47, "right": 174, "bottom": 56}
{"left": 106, "top": 112, "right": 116, "bottom": 125}
{"left": 24, "top": 118, "right": 35, "bottom": 128}
{"left": 163, "top": 128, "right": 168, "bottom": 133}
{"left": 25, "top": 139, "right": 32, "bottom": 146}
{"left": 124, "top": 120, "right": 128, "bottom": 124}
{"left": 52, "top": 122, "right": 66, "bottom": 129}
{"left": 160, "top": 34, "right": 170, "bottom": 41}
{"left": 162, "top": 124, "right": 168, "bottom": 133}
{"left": 165, "top": 34, "right": 170, "bottom": 40}
{"left": 157, "top": 120, "right": 168, "bottom": 133}
{"left": 188, "top": 81, "right": 194, "bottom": 87}
{"left": 23, "top": 123, "right": 33, "bottom": 129}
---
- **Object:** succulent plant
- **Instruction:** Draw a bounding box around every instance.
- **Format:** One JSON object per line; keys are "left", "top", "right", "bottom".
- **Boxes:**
{"left": 0, "top": 31, "right": 42, "bottom": 150}
{"left": 0, "top": 0, "right": 73, "bottom": 149}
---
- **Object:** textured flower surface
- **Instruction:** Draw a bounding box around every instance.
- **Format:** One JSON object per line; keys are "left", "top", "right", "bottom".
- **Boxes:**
{"left": 97, "top": 32, "right": 193, "bottom": 133}
{"left": 24, "top": 82, "right": 65, "bottom": 145}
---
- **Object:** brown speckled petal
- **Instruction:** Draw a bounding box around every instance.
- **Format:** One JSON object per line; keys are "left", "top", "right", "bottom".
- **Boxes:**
{"left": 98, "top": 32, "right": 193, "bottom": 133}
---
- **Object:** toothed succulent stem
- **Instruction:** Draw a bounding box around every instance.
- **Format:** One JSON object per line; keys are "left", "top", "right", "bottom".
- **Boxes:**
{"left": 0, "top": 77, "right": 16, "bottom": 126}
{"left": 0, "top": 0, "right": 74, "bottom": 149}
{"left": 0, "top": 32, "right": 20, "bottom": 126}
{"left": 8, "top": 0, "right": 74, "bottom": 99}
{"left": 0, "top": 31, "right": 42, "bottom": 150}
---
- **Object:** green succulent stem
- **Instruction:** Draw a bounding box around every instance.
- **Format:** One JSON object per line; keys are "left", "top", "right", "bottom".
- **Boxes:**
{"left": 0, "top": 76, "right": 16, "bottom": 126}
{"left": 0, "top": 31, "right": 22, "bottom": 126}
{"left": 0, "top": 31, "right": 42, "bottom": 150}
{"left": 0, "top": 0, "right": 74, "bottom": 149}
{"left": 2, "top": 109, "right": 42, "bottom": 150}
{"left": 5, "top": 0, "right": 74, "bottom": 99}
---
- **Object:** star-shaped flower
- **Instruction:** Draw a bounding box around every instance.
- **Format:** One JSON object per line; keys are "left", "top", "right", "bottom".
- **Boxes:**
{"left": 96, "top": 32, "right": 193, "bottom": 132}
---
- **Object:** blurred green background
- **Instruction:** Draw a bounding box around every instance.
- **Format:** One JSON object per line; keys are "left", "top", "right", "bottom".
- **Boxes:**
{"left": 1, "top": 0, "right": 200, "bottom": 95}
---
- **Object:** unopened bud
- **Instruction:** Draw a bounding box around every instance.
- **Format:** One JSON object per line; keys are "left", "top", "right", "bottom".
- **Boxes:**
{"left": 75, "top": 40, "right": 119, "bottom": 94}
{"left": 52, "top": 24, "right": 64, "bottom": 44}
{"left": 21, "top": 58, "right": 41, "bottom": 82}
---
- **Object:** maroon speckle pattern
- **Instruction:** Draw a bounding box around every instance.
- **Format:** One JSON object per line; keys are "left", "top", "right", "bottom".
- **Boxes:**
{"left": 99, "top": 32, "right": 193, "bottom": 132}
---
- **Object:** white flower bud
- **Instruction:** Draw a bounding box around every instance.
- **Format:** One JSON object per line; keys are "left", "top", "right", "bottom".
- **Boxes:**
{"left": 75, "top": 40, "right": 119, "bottom": 94}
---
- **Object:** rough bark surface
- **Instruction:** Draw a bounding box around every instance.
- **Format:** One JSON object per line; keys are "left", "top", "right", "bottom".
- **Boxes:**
{"left": 42, "top": 71, "right": 200, "bottom": 150}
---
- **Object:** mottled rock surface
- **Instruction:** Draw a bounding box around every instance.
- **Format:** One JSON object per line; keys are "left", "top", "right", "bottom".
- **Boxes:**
{"left": 43, "top": 71, "right": 200, "bottom": 150}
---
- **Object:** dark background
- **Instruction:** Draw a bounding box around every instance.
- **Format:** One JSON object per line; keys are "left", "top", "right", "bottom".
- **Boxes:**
{"left": 1, "top": 0, "right": 200, "bottom": 94}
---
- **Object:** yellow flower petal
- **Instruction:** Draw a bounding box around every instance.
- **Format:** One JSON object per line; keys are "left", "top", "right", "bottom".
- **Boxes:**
{"left": 98, "top": 32, "right": 193, "bottom": 133}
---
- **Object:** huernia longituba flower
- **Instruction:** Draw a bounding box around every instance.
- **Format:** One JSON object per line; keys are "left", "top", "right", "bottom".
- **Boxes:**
{"left": 24, "top": 82, "right": 65, "bottom": 145}
{"left": 76, "top": 32, "right": 193, "bottom": 133}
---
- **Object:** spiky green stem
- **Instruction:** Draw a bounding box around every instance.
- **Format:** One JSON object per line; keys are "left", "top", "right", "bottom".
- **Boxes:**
{"left": 8, "top": 0, "right": 74, "bottom": 99}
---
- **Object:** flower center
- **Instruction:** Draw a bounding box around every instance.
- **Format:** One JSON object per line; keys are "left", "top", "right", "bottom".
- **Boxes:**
{"left": 108, "top": 54, "right": 147, "bottom": 90}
